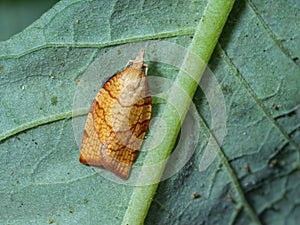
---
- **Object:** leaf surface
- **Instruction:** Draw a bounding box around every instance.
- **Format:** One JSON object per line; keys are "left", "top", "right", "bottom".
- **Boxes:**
{"left": 0, "top": 0, "right": 299, "bottom": 224}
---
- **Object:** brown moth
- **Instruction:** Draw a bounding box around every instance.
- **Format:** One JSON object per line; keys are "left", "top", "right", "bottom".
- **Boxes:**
{"left": 79, "top": 50, "right": 152, "bottom": 179}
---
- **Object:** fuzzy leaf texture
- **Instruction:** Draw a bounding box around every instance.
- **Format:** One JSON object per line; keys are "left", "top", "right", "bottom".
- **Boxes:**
{"left": 0, "top": 0, "right": 299, "bottom": 225}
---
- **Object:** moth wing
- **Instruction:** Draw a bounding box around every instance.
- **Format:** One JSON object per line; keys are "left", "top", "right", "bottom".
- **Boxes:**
{"left": 100, "top": 139, "right": 138, "bottom": 179}
{"left": 79, "top": 100, "right": 103, "bottom": 166}
{"left": 99, "top": 76, "right": 152, "bottom": 179}
{"left": 79, "top": 50, "right": 152, "bottom": 180}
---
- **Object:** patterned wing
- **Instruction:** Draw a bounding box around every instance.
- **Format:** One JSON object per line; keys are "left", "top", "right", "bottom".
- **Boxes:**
{"left": 79, "top": 100, "right": 104, "bottom": 167}
{"left": 79, "top": 49, "right": 151, "bottom": 180}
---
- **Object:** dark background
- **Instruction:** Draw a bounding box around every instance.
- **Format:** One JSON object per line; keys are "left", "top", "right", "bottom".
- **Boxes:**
{"left": 0, "top": 0, "right": 58, "bottom": 41}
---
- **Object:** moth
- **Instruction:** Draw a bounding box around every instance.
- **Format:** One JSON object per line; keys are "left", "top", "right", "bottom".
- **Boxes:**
{"left": 79, "top": 49, "right": 152, "bottom": 179}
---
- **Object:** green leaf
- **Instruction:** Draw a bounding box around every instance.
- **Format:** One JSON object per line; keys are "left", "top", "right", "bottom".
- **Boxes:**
{"left": 0, "top": 1, "right": 299, "bottom": 225}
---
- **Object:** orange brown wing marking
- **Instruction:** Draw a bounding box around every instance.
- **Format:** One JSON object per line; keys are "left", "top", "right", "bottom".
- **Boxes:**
{"left": 79, "top": 49, "right": 152, "bottom": 179}
{"left": 97, "top": 69, "right": 151, "bottom": 179}
{"left": 79, "top": 101, "right": 103, "bottom": 167}
{"left": 100, "top": 139, "right": 139, "bottom": 179}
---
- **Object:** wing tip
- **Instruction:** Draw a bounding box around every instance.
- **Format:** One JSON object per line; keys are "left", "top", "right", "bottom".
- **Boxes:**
{"left": 79, "top": 152, "right": 103, "bottom": 167}
{"left": 79, "top": 152, "right": 88, "bottom": 165}
{"left": 79, "top": 152, "right": 130, "bottom": 180}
